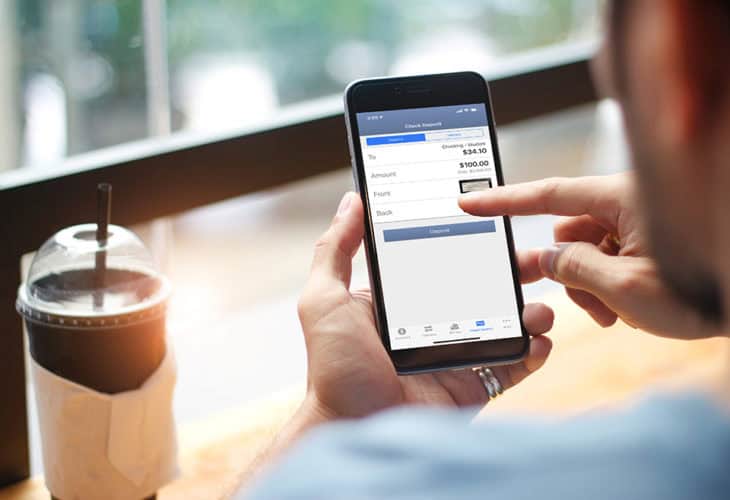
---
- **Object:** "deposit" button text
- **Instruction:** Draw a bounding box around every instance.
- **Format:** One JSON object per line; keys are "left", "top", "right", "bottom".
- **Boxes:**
{"left": 383, "top": 220, "right": 496, "bottom": 242}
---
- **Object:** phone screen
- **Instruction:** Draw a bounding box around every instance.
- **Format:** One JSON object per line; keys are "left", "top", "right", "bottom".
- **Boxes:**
{"left": 356, "top": 103, "right": 521, "bottom": 351}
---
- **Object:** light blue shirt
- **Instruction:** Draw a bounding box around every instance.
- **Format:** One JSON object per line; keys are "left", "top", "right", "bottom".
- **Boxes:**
{"left": 245, "top": 395, "right": 730, "bottom": 499}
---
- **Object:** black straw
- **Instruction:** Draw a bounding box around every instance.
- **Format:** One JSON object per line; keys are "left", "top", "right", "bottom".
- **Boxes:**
{"left": 94, "top": 183, "right": 112, "bottom": 309}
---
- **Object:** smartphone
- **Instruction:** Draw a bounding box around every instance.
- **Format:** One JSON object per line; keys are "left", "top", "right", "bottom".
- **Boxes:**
{"left": 344, "top": 71, "right": 528, "bottom": 374}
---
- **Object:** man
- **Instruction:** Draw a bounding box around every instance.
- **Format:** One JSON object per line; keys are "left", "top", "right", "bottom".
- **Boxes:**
{"left": 237, "top": 1, "right": 730, "bottom": 498}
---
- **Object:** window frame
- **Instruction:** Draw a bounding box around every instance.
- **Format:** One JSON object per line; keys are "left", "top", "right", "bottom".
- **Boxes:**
{"left": 0, "top": 44, "right": 597, "bottom": 486}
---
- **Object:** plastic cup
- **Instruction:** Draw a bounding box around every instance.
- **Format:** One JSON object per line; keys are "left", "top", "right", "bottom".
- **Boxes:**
{"left": 16, "top": 222, "right": 171, "bottom": 499}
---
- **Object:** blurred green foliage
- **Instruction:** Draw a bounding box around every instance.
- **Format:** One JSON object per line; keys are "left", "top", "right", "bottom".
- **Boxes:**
{"left": 14, "top": 0, "right": 597, "bottom": 156}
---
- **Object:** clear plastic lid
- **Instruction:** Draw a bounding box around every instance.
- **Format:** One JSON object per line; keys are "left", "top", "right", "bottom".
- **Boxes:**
{"left": 17, "top": 223, "right": 170, "bottom": 326}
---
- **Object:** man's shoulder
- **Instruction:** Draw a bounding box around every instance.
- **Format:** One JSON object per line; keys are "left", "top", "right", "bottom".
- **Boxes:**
{"left": 246, "top": 394, "right": 730, "bottom": 500}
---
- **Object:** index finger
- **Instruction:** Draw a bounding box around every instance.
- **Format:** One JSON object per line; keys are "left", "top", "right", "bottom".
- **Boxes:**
{"left": 458, "top": 176, "right": 618, "bottom": 225}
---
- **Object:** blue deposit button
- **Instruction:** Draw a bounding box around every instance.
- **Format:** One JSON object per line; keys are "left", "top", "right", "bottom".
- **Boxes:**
{"left": 383, "top": 220, "right": 496, "bottom": 242}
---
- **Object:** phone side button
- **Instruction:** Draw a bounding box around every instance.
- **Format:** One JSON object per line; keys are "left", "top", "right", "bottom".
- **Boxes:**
{"left": 351, "top": 158, "right": 359, "bottom": 190}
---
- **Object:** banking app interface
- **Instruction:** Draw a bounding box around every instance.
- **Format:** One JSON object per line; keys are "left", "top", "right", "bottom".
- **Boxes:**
{"left": 357, "top": 104, "right": 521, "bottom": 350}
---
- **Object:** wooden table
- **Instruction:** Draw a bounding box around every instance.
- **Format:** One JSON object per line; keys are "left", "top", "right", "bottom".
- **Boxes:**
{"left": 2, "top": 292, "right": 727, "bottom": 500}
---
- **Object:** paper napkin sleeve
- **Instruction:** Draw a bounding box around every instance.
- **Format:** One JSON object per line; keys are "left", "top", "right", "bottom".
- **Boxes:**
{"left": 31, "top": 349, "right": 179, "bottom": 500}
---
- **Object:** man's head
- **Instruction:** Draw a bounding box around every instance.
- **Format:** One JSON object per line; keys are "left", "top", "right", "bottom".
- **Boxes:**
{"left": 594, "top": 0, "right": 730, "bottom": 326}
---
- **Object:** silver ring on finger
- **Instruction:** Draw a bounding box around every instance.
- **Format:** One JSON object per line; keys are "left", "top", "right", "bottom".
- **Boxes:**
{"left": 474, "top": 366, "right": 504, "bottom": 401}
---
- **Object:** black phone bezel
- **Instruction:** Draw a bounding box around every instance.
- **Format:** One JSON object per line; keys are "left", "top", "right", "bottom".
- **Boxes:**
{"left": 344, "top": 71, "right": 529, "bottom": 374}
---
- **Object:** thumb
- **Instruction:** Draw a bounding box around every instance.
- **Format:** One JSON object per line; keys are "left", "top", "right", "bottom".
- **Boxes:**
{"left": 309, "top": 192, "right": 364, "bottom": 288}
{"left": 539, "top": 242, "right": 620, "bottom": 299}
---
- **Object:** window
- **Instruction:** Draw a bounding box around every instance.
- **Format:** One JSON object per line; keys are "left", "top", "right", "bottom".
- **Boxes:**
{"left": 4, "top": 0, "right": 600, "bottom": 173}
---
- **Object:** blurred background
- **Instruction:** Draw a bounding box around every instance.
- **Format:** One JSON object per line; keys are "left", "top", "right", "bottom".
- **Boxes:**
{"left": 15, "top": 0, "right": 722, "bottom": 479}
{"left": 2, "top": 0, "right": 599, "bottom": 169}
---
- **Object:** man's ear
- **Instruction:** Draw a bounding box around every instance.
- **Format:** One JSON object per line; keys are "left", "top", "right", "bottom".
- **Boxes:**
{"left": 626, "top": 0, "right": 730, "bottom": 149}
{"left": 650, "top": 0, "right": 730, "bottom": 146}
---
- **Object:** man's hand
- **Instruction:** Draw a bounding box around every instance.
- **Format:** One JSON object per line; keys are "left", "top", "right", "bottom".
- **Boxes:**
{"left": 297, "top": 192, "right": 554, "bottom": 421}
{"left": 459, "top": 172, "right": 723, "bottom": 339}
{"left": 235, "top": 192, "right": 554, "bottom": 490}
